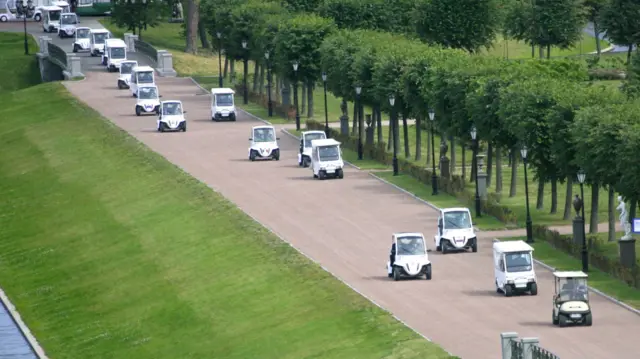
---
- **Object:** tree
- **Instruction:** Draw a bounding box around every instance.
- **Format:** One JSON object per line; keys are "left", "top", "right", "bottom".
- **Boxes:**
{"left": 280, "top": 0, "right": 321, "bottom": 12}
{"left": 109, "top": 0, "right": 167, "bottom": 40}
{"left": 317, "top": 0, "right": 414, "bottom": 34}
{"left": 184, "top": 0, "right": 200, "bottom": 53}
{"left": 413, "top": 0, "right": 500, "bottom": 53}
{"left": 584, "top": 0, "right": 606, "bottom": 54}
{"left": 600, "top": 0, "right": 640, "bottom": 64}
{"left": 621, "top": 52, "right": 640, "bottom": 98}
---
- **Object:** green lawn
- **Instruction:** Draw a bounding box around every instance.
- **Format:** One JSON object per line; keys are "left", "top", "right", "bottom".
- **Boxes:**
{"left": 578, "top": 231, "right": 640, "bottom": 266}
{"left": 0, "top": 82, "right": 453, "bottom": 359}
{"left": 502, "top": 236, "right": 640, "bottom": 310}
{"left": 0, "top": 32, "right": 40, "bottom": 93}
{"left": 484, "top": 33, "right": 609, "bottom": 59}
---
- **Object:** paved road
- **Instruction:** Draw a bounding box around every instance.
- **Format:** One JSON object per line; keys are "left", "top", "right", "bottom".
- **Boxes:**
{"left": 0, "top": 301, "right": 36, "bottom": 359}
{"left": 63, "top": 73, "right": 640, "bottom": 359}
{"left": 583, "top": 22, "right": 634, "bottom": 54}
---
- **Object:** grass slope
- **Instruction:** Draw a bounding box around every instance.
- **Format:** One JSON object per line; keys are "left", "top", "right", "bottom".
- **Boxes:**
{"left": 0, "top": 32, "right": 40, "bottom": 93}
{"left": 0, "top": 83, "right": 453, "bottom": 359}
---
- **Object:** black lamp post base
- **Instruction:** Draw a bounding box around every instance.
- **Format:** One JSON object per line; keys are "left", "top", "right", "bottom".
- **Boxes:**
{"left": 431, "top": 175, "right": 438, "bottom": 195}
{"left": 357, "top": 142, "right": 363, "bottom": 160}
{"left": 475, "top": 196, "right": 482, "bottom": 218}
{"left": 581, "top": 250, "right": 589, "bottom": 273}
{"left": 525, "top": 219, "right": 534, "bottom": 243}
{"left": 295, "top": 115, "right": 300, "bottom": 131}
{"left": 392, "top": 157, "right": 399, "bottom": 176}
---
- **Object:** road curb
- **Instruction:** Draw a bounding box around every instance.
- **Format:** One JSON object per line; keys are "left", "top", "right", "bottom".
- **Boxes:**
{"left": 279, "top": 128, "right": 362, "bottom": 170}
{"left": 0, "top": 287, "right": 48, "bottom": 358}
{"left": 492, "top": 238, "right": 640, "bottom": 317}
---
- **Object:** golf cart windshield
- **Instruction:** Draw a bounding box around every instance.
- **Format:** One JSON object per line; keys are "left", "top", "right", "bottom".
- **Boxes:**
{"left": 120, "top": 62, "right": 135, "bottom": 74}
{"left": 253, "top": 128, "right": 275, "bottom": 142}
{"left": 93, "top": 32, "right": 108, "bottom": 44}
{"left": 60, "top": 14, "right": 77, "bottom": 24}
{"left": 162, "top": 103, "right": 182, "bottom": 116}
{"left": 76, "top": 28, "right": 90, "bottom": 38}
{"left": 215, "top": 93, "right": 233, "bottom": 106}
{"left": 304, "top": 133, "right": 325, "bottom": 148}
{"left": 49, "top": 10, "right": 61, "bottom": 20}
{"left": 318, "top": 145, "right": 340, "bottom": 161}
{"left": 443, "top": 211, "right": 472, "bottom": 230}
{"left": 505, "top": 251, "right": 532, "bottom": 273}
{"left": 556, "top": 278, "right": 589, "bottom": 303}
{"left": 397, "top": 236, "right": 426, "bottom": 256}
{"left": 110, "top": 47, "right": 125, "bottom": 59}
{"left": 137, "top": 71, "right": 154, "bottom": 83}
{"left": 138, "top": 87, "right": 158, "bottom": 100}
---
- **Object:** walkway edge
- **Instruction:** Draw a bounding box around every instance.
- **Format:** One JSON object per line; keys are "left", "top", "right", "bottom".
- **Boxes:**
{"left": 0, "top": 287, "right": 48, "bottom": 358}
{"left": 280, "top": 128, "right": 362, "bottom": 170}
{"left": 492, "top": 239, "right": 640, "bottom": 317}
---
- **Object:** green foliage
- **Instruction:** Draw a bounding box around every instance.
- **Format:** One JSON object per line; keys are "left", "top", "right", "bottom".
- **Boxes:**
{"left": 109, "top": 0, "right": 167, "bottom": 39}
{"left": 319, "top": 29, "right": 366, "bottom": 100}
{"left": 413, "top": 0, "right": 500, "bottom": 53}
{"left": 621, "top": 52, "right": 640, "bottom": 98}
{"left": 316, "top": 0, "right": 414, "bottom": 34}
{"left": 0, "top": 33, "right": 40, "bottom": 93}
{"left": 600, "top": 0, "right": 640, "bottom": 48}
{"left": 280, "top": 0, "right": 322, "bottom": 12}
{"left": 228, "top": 1, "right": 286, "bottom": 60}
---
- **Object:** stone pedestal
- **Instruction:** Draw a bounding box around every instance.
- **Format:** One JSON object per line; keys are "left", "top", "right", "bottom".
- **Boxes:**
{"left": 572, "top": 217, "right": 585, "bottom": 247}
{"left": 340, "top": 115, "right": 349, "bottom": 136}
{"left": 500, "top": 332, "right": 518, "bottom": 359}
{"left": 63, "top": 56, "right": 84, "bottom": 80}
{"left": 156, "top": 50, "right": 177, "bottom": 77}
{"left": 619, "top": 238, "right": 637, "bottom": 269}
{"left": 281, "top": 87, "right": 290, "bottom": 106}
{"left": 124, "top": 33, "right": 137, "bottom": 52}
{"left": 477, "top": 172, "right": 488, "bottom": 200}
{"left": 440, "top": 157, "right": 450, "bottom": 179}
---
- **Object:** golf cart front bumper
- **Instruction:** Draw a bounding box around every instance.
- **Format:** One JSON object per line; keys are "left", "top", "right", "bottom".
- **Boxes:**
{"left": 139, "top": 104, "right": 159, "bottom": 113}
{"left": 160, "top": 121, "right": 186, "bottom": 131}
{"left": 394, "top": 264, "right": 431, "bottom": 278}
{"left": 255, "top": 148, "right": 279, "bottom": 158}
{"left": 213, "top": 111, "right": 236, "bottom": 121}
{"left": 559, "top": 309, "right": 591, "bottom": 323}
{"left": 506, "top": 278, "right": 536, "bottom": 292}
{"left": 442, "top": 236, "right": 476, "bottom": 250}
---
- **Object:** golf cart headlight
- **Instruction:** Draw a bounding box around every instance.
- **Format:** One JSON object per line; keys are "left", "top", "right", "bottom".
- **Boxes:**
{"left": 507, "top": 280, "right": 514, "bottom": 284}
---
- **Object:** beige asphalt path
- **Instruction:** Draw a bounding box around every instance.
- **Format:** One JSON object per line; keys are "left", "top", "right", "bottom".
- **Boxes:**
{"left": 64, "top": 73, "right": 640, "bottom": 359}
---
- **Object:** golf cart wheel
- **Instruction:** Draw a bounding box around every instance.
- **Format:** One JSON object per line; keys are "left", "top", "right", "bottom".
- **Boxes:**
{"left": 302, "top": 157, "right": 310, "bottom": 168}
{"left": 158, "top": 123, "right": 166, "bottom": 132}
{"left": 436, "top": 242, "right": 441, "bottom": 252}
{"left": 529, "top": 282, "right": 538, "bottom": 296}
{"left": 249, "top": 150, "right": 256, "bottom": 161}
{"left": 584, "top": 313, "right": 592, "bottom": 326}
{"left": 441, "top": 242, "right": 448, "bottom": 255}
{"left": 181, "top": 123, "right": 187, "bottom": 132}
{"left": 318, "top": 170, "right": 326, "bottom": 180}
{"left": 392, "top": 267, "right": 400, "bottom": 281}
{"left": 135, "top": 106, "right": 141, "bottom": 116}
{"left": 425, "top": 265, "right": 432, "bottom": 280}
{"left": 273, "top": 153, "right": 280, "bottom": 161}
{"left": 212, "top": 116, "right": 217, "bottom": 122}
{"left": 504, "top": 284, "right": 513, "bottom": 297}
{"left": 34, "top": 14, "right": 41, "bottom": 22}
{"left": 0, "top": 16, "right": 8, "bottom": 23}
{"left": 337, "top": 169, "right": 344, "bottom": 179}
{"left": 73, "top": 45, "right": 79, "bottom": 53}
{"left": 558, "top": 314, "right": 568, "bottom": 328}
{"left": 552, "top": 311, "right": 559, "bottom": 325}
{"left": 472, "top": 242, "right": 478, "bottom": 253}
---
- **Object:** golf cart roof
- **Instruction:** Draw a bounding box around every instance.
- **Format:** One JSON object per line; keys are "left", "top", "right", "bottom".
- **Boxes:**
{"left": 493, "top": 240, "right": 534, "bottom": 253}
{"left": 138, "top": 84, "right": 158, "bottom": 91}
{"left": 76, "top": 26, "right": 91, "bottom": 31}
{"left": 394, "top": 232, "right": 425, "bottom": 238}
{"left": 211, "top": 88, "right": 235, "bottom": 94}
{"left": 311, "top": 139, "right": 341, "bottom": 148}
{"left": 133, "top": 66, "right": 154, "bottom": 73}
{"left": 91, "top": 28, "right": 110, "bottom": 34}
{"left": 303, "top": 130, "right": 326, "bottom": 135}
{"left": 442, "top": 207, "right": 471, "bottom": 213}
{"left": 52, "top": 0, "right": 69, "bottom": 5}
{"left": 121, "top": 60, "right": 138, "bottom": 65}
{"left": 553, "top": 271, "right": 588, "bottom": 279}
{"left": 41, "top": 5, "right": 62, "bottom": 11}
{"left": 161, "top": 100, "right": 182, "bottom": 105}
{"left": 252, "top": 125, "right": 274, "bottom": 130}
{"left": 105, "top": 38, "right": 126, "bottom": 47}
{"left": 60, "top": 12, "right": 76, "bottom": 16}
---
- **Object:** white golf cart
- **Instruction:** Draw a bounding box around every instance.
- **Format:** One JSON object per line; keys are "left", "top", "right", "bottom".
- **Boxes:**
{"left": 102, "top": 38, "right": 127, "bottom": 72}
{"left": 130, "top": 65, "right": 155, "bottom": 96}
{"left": 1, "top": 0, "right": 40, "bottom": 22}
{"left": 248, "top": 126, "right": 280, "bottom": 161}
{"left": 298, "top": 130, "right": 326, "bottom": 167}
{"left": 41, "top": 5, "right": 61, "bottom": 32}
{"left": 72, "top": 26, "right": 91, "bottom": 53}
{"left": 116, "top": 60, "right": 137, "bottom": 89}
{"left": 493, "top": 240, "right": 537, "bottom": 297}
{"left": 135, "top": 85, "right": 161, "bottom": 116}
{"left": 89, "top": 28, "right": 110, "bottom": 56}
{"left": 57, "top": 12, "right": 77, "bottom": 38}
{"left": 37, "top": 0, "right": 70, "bottom": 13}
{"left": 387, "top": 232, "right": 432, "bottom": 281}
{"left": 210, "top": 88, "right": 236, "bottom": 121}
{"left": 434, "top": 207, "right": 477, "bottom": 254}
{"left": 552, "top": 271, "right": 592, "bottom": 327}
{"left": 310, "top": 139, "right": 344, "bottom": 180}
{"left": 157, "top": 100, "right": 186, "bottom": 132}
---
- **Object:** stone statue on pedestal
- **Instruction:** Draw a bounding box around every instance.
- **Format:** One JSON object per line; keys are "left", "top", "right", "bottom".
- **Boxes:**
{"left": 616, "top": 196, "right": 633, "bottom": 240}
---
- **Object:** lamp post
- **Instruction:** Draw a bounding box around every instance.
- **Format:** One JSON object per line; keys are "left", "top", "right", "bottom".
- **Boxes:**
{"left": 355, "top": 86, "right": 363, "bottom": 160}
{"left": 241, "top": 39, "right": 248, "bottom": 105}
{"left": 292, "top": 60, "right": 300, "bottom": 131}
{"left": 216, "top": 32, "right": 223, "bottom": 88}
{"left": 22, "top": 0, "right": 29, "bottom": 55}
{"left": 577, "top": 169, "right": 589, "bottom": 272}
{"left": 389, "top": 95, "right": 399, "bottom": 176}
{"left": 322, "top": 72, "right": 329, "bottom": 137}
{"left": 471, "top": 126, "right": 481, "bottom": 218}
{"left": 429, "top": 109, "right": 438, "bottom": 195}
{"left": 521, "top": 145, "right": 533, "bottom": 243}
{"left": 264, "top": 51, "right": 272, "bottom": 117}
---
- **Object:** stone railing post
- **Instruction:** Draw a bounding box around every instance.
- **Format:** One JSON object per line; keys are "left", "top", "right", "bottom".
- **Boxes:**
{"left": 521, "top": 337, "right": 539, "bottom": 359}
{"left": 67, "top": 56, "right": 84, "bottom": 78}
{"left": 156, "top": 50, "right": 177, "bottom": 77}
{"left": 124, "top": 33, "right": 138, "bottom": 52}
{"left": 39, "top": 36, "right": 51, "bottom": 55}
{"left": 500, "top": 332, "right": 518, "bottom": 359}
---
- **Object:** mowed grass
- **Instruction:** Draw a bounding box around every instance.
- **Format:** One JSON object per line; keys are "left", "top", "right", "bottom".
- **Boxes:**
{"left": 502, "top": 236, "right": 640, "bottom": 310}
{"left": 0, "top": 32, "right": 41, "bottom": 92}
{"left": 576, "top": 231, "right": 640, "bottom": 266}
{"left": 484, "top": 33, "right": 608, "bottom": 59}
{"left": 0, "top": 82, "right": 453, "bottom": 359}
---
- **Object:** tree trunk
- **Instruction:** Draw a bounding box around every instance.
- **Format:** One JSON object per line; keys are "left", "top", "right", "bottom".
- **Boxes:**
{"left": 509, "top": 149, "right": 517, "bottom": 197}
{"left": 563, "top": 177, "right": 573, "bottom": 220}
{"left": 589, "top": 184, "right": 599, "bottom": 234}
{"left": 387, "top": 122, "right": 393, "bottom": 151}
{"left": 252, "top": 62, "right": 259, "bottom": 93}
{"left": 536, "top": 181, "right": 544, "bottom": 210}
{"left": 538, "top": 45, "right": 544, "bottom": 59}
{"left": 486, "top": 143, "right": 493, "bottom": 187}
{"left": 307, "top": 81, "right": 314, "bottom": 118}
{"left": 546, "top": 44, "right": 551, "bottom": 59}
{"left": 608, "top": 187, "right": 615, "bottom": 242}
{"left": 185, "top": 0, "right": 199, "bottom": 54}
{"left": 223, "top": 57, "right": 229, "bottom": 78}
{"left": 550, "top": 178, "right": 558, "bottom": 214}
{"left": 426, "top": 124, "right": 431, "bottom": 165}
{"left": 495, "top": 146, "right": 503, "bottom": 193}
{"left": 449, "top": 135, "right": 455, "bottom": 175}
{"left": 402, "top": 113, "right": 410, "bottom": 158}
{"left": 301, "top": 83, "right": 306, "bottom": 115}
{"left": 394, "top": 114, "right": 400, "bottom": 159}
{"left": 375, "top": 106, "right": 383, "bottom": 144}
{"left": 594, "top": 20, "right": 601, "bottom": 55}
{"left": 197, "top": 18, "right": 210, "bottom": 49}
{"left": 415, "top": 115, "right": 422, "bottom": 161}
{"left": 461, "top": 144, "right": 466, "bottom": 182}
{"left": 258, "top": 64, "right": 265, "bottom": 95}
{"left": 230, "top": 59, "right": 235, "bottom": 84}
{"left": 627, "top": 45, "right": 633, "bottom": 65}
